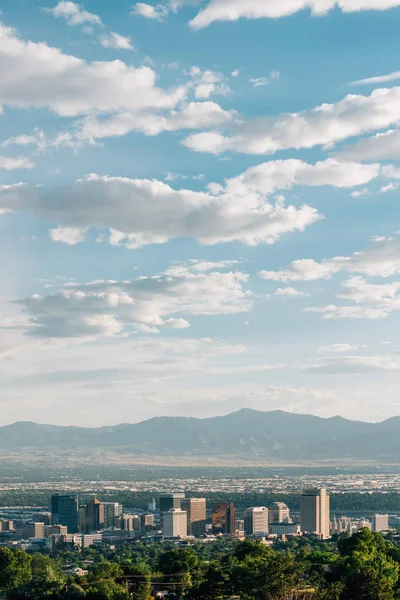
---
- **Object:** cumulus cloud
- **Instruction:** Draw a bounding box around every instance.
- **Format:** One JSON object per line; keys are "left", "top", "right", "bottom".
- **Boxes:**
{"left": 0, "top": 22, "right": 182, "bottom": 117}
{"left": 339, "top": 128, "right": 400, "bottom": 161}
{"left": 0, "top": 169, "right": 323, "bottom": 248}
{"left": 131, "top": 2, "right": 169, "bottom": 19}
{"left": 306, "top": 277, "right": 400, "bottom": 320}
{"left": 99, "top": 32, "right": 135, "bottom": 50}
{"left": 260, "top": 235, "right": 400, "bottom": 282}
{"left": 274, "top": 287, "right": 310, "bottom": 297}
{"left": 17, "top": 264, "right": 252, "bottom": 338}
{"left": 190, "top": 0, "right": 400, "bottom": 29}
{"left": 43, "top": 1, "right": 103, "bottom": 26}
{"left": 0, "top": 157, "right": 33, "bottom": 170}
{"left": 183, "top": 87, "right": 400, "bottom": 155}
{"left": 78, "top": 102, "right": 236, "bottom": 141}
{"left": 49, "top": 227, "right": 88, "bottom": 245}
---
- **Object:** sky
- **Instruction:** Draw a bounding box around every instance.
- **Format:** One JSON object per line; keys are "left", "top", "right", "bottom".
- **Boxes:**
{"left": 2, "top": 1, "right": 400, "bottom": 426}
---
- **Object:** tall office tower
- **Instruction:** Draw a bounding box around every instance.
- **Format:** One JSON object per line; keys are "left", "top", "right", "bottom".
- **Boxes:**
{"left": 181, "top": 498, "right": 207, "bottom": 537}
{"left": 212, "top": 502, "right": 236, "bottom": 535}
{"left": 103, "top": 502, "right": 123, "bottom": 528}
{"left": 118, "top": 514, "right": 141, "bottom": 531}
{"left": 300, "top": 488, "right": 330, "bottom": 539}
{"left": 268, "top": 502, "right": 290, "bottom": 524}
{"left": 372, "top": 514, "right": 389, "bottom": 532}
{"left": 85, "top": 498, "right": 105, "bottom": 532}
{"left": 51, "top": 494, "right": 79, "bottom": 534}
{"left": 244, "top": 507, "right": 269, "bottom": 535}
{"left": 159, "top": 493, "right": 185, "bottom": 527}
{"left": 23, "top": 522, "right": 45, "bottom": 539}
{"left": 163, "top": 509, "right": 187, "bottom": 538}
{"left": 141, "top": 513, "right": 154, "bottom": 531}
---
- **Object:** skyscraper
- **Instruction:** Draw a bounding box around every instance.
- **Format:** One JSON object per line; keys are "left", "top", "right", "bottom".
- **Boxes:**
{"left": 103, "top": 502, "right": 123, "bottom": 528}
{"left": 300, "top": 488, "right": 330, "bottom": 539}
{"left": 85, "top": 498, "right": 105, "bottom": 532}
{"left": 268, "top": 502, "right": 290, "bottom": 524}
{"left": 212, "top": 502, "right": 235, "bottom": 535}
{"left": 181, "top": 498, "right": 207, "bottom": 537}
{"left": 159, "top": 493, "right": 185, "bottom": 527}
{"left": 163, "top": 509, "right": 187, "bottom": 538}
{"left": 51, "top": 494, "right": 79, "bottom": 534}
{"left": 244, "top": 507, "right": 269, "bottom": 535}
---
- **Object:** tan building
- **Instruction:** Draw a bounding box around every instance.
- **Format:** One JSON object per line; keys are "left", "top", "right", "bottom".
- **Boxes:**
{"left": 23, "top": 522, "right": 45, "bottom": 539}
{"left": 244, "top": 507, "right": 269, "bottom": 535}
{"left": 163, "top": 508, "right": 187, "bottom": 538}
{"left": 268, "top": 502, "right": 290, "bottom": 524}
{"left": 103, "top": 502, "right": 123, "bottom": 529}
{"left": 300, "top": 488, "right": 330, "bottom": 539}
{"left": 0, "top": 520, "right": 14, "bottom": 532}
{"left": 181, "top": 498, "right": 206, "bottom": 537}
{"left": 372, "top": 514, "right": 389, "bottom": 532}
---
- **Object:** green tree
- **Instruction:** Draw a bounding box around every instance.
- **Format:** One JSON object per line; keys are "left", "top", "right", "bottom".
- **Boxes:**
{"left": 157, "top": 548, "right": 199, "bottom": 596}
{"left": 0, "top": 548, "right": 32, "bottom": 591}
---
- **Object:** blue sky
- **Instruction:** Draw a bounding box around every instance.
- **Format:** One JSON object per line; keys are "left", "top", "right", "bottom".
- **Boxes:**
{"left": 1, "top": 0, "right": 400, "bottom": 425}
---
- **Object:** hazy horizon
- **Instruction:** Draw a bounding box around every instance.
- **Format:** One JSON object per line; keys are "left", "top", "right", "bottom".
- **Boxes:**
{"left": 1, "top": 1, "right": 400, "bottom": 426}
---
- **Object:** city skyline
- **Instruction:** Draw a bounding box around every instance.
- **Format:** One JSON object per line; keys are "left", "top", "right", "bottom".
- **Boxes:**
{"left": 1, "top": 1, "right": 400, "bottom": 425}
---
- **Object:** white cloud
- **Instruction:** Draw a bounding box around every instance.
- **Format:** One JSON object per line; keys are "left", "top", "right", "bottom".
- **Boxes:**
{"left": 189, "top": 67, "right": 231, "bottom": 99}
{"left": 304, "top": 354, "right": 400, "bottom": 374}
{"left": 274, "top": 287, "right": 310, "bottom": 297}
{"left": 78, "top": 102, "right": 236, "bottom": 141}
{"left": 190, "top": 0, "right": 400, "bottom": 29}
{"left": 318, "top": 344, "right": 358, "bottom": 353}
{"left": 0, "top": 22, "right": 182, "bottom": 117}
{"left": 351, "top": 187, "right": 371, "bottom": 197}
{"left": 183, "top": 87, "right": 400, "bottom": 155}
{"left": 231, "top": 69, "right": 240, "bottom": 77}
{"left": 18, "top": 264, "right": 252, "bottom": 338}
{"left": 224, "top": 158, "right": 381, "bottom": 196}
{"left": 306, "top": 304, "right": 392, "bottom": 319}
{"left": 99, "top": 32, "right": 135, "bottom": 50}
{"left": 0, "top": 172, "right": 322, "bottom": 248}
{"left": 380, "top": 182, "right": 399, "bottom": 192}
{"left": 250, "top": 77, "right": 268, "bottom": 87}
{"left": 131, "top": 2, "right": 168, "bottom": 19}
{"left": 43, "top": 1, "right": 103, "bottom": 26}
{"left": 351, "top": 70, "right": 400, "bottom": 86}
{"left": 49, "top": 227, "right": 88, "bottom": 245}
{"left": 260, "top": 235, "right": 400, "bottom": 281}
{"left": 0, "top": 157, "right": 33, "bottom": 170}
{"left": 339, "top": 128, "right": 400, "bottom": 161}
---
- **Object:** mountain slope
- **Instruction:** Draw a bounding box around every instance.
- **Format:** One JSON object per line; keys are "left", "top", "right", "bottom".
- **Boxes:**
{"left": 1, "top": 409, "right": 400, "bottom": 460}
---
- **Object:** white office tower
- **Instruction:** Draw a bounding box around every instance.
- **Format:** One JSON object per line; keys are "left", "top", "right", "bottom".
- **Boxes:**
{"left": 244, "top": 507, "right": 269, "bottom": 535}
{"left": 300, "top": 488, "right": 330, "bottom": 539}
{"left": 163, "top": 509, "right": 187, "bottom": 538}
{"left": 372, "top": 514, "right": 389, "bottom": 532}
{"left": 268, "top": 502, "right": 290, "bottom": 524}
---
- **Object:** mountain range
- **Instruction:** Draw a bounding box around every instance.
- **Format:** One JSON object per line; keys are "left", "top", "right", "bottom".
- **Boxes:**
{"left": 2, "top": 409, "right": 400, "bottom": 461}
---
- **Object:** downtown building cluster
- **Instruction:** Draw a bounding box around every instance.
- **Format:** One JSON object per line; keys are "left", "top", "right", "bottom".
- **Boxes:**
{"left": 0, "top": 488, "right": 391, "bottom": 552}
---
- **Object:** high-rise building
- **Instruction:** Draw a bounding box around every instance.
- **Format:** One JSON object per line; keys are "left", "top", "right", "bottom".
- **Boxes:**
{"left": 23, "top": 522, "right": 45, "bottom": 539}
{"left": 45, "top": 525, "right": 68, "bottom": 538}
{"left": 300, "top": 488, "right": 330, "bottom": 539}
{"left": 51, "top": 495, "right": 79, "bottom": 534}
{"left": 85, "top": 498, "right": 105, "bottom": 532}
{"left": 181, "top": 498, "right": 207, "bottom": 537}
{"left": 117, "top": 514, "right": 141, "bottom": 531}
{"left": 212, "top": 502, "right": 236, "bottom": 535}
{"left": 163, "top": 509, "right": 187, "bottom": 538}
{"left": 103, "top": 502, "right": 123, "bottom": 529}
{"left": 268, "top": 502, "right": 290, "bottom": 524}
{"left": 244, "top": 507, "right": 269, "bottom": 535}
{"left": 0, "top": 520, "right": 14, "bottom": 532}
{"left": 141, "top": 514, "right": 154, "bottom": 531}
{"left": 269, "top": 523, "right": 301, "bottom": 537}
{"left": 159, "top": 493, "right": 185, "bottom": 527}
{"left": 159, "top": 493, "right": 185, "bottom": 513}
{"left": 372, "top": 514, "right": 389, "bottom": 532}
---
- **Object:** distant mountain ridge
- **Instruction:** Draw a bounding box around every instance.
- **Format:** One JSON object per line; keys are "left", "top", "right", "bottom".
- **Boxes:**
{"left": 2, "top": 409, "right": 400, "bottom": 461}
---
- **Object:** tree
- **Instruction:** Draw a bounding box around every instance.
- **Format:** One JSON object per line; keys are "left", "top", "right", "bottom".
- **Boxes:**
{"left": 0, "top": 548, "right": 32, "bottom": 591}
{"left": 123, "top": 563, "right": 152, "bottom": 600}
{"left": 157, "top": 548, "right": 199, "bottom": 596}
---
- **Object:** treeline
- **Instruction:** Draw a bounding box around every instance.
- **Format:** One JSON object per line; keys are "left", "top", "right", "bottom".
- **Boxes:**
{"left": 1, "top": 530, "right": 400, "bottom": 599}
{"left": 1, "top": 490, "right": 400, "bottom": 514}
